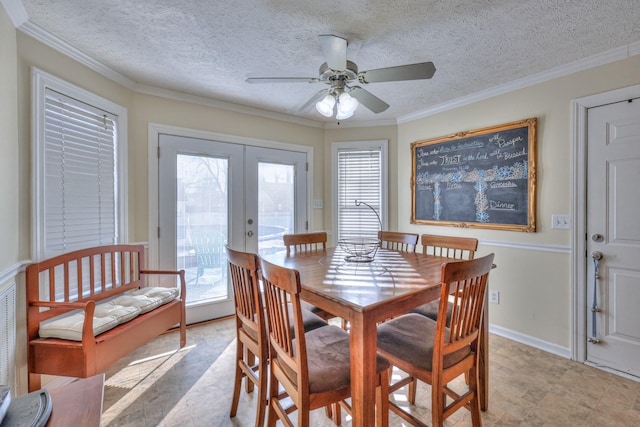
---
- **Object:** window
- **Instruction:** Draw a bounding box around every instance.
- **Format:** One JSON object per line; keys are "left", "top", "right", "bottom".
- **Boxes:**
{"left": 332, "top": 140, "right": 388, "bottom": 243}
{"left": 32, "top": 68, "right": 127, "bottom": 259}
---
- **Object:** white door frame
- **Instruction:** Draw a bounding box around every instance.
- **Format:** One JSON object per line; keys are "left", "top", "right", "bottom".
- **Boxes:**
{"left": 147, "top": 123, "right": 314, "bottom": 270}
{"left": 571, "top": 83, "right": 640, "bottom": 363}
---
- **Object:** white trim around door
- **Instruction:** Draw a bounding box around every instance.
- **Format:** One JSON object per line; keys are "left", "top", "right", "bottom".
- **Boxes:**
{"left": 571, "top": 83, "right": 640, "bottom": 363}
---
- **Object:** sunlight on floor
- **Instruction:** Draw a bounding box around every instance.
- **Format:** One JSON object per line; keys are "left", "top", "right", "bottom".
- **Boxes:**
{"left": 102, "top": 344, "right": 196, "bottom": 424}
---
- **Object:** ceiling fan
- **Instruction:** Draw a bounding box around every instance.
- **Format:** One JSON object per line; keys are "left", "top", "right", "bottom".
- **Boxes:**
{"left": 246, "top": 34, "right": 436, "bottom": 119}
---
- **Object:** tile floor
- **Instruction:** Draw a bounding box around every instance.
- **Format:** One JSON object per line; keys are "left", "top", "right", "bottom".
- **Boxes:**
{"left": 101, "top": 318, "right": 640, "bottom": 426}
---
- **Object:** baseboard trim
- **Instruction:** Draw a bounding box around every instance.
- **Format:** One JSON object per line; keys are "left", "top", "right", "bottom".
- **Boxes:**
{"left": 489, "top": 323, "right": 571, "bottom": 359}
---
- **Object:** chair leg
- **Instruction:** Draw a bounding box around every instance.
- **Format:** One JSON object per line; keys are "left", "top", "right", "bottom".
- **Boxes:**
{"left": 468, "top": 367, "right": 483, "bottom": 427}
{"left": 229, "top": 342, "right": 244, "bottom": 417}
{"left": 376, "top": 368, "right": 390, "bottom": 427}
{"left": 325, "top": 405, "right": 333, "bottom": 420}
{"left": 297, "top": 405, "right": 311, "bottom": 427}
{"left": 333, "top": 403, "right": 342, "bottom": 426}
{"left": 266, "top": 384, "right": 279, "bottom": 427}
{"left": 408, "top": 377, "right": 417, "bottom": 404}
{"left": 255, "top": 357, "right": 268, "bottom": 427}
{"left": 431, "top": 375, "right": 445, "bottom": 427}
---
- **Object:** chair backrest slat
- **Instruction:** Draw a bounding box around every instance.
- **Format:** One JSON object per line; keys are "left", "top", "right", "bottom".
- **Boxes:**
{"left": 436, "top": 254, "right": 494, "bottom": 358}
{"left": 421, "top": 234, "right": 478, "bottom": 260}
{"left": 378, "top": 231, "right": 419, "bottom": 253}
{"left": 260, "top": 257, "right": 308, "bottom": 384}
{"left": 283, "top": 232, "right": 327, "bottom": 255}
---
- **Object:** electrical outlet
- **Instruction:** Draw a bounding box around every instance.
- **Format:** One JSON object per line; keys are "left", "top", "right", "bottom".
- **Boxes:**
{"left": 552, "top": 214, "right": 571, "bottom": 229}
{"left": 489, "top": 290, "right": 500, "bottom": 304}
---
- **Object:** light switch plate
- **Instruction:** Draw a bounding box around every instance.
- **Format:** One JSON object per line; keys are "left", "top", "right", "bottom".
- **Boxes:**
{"left": 552, "top": 214, "right": 571, "bottom": 229}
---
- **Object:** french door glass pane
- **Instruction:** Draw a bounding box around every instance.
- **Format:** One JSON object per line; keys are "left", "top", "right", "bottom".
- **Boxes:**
{"left": 176, "top": 154, "right": 228, "bottom": 303}
{"left": 258, "top": 162, "right": 295, "bottom": 255}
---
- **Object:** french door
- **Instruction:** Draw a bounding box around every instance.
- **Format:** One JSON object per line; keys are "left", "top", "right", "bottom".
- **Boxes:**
{"left": 158, "top": 134, "right": 308, "bottom": 323}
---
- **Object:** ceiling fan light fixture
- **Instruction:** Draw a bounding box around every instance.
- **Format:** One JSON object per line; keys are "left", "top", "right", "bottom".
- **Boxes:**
{"left": 337, "top": 92, "right": 358, "bottom": 117}
{"left": 316, "top": 94, "right": 336, "bottom": 117}
{"left": 335, "top": 108, "right": 355, "bottom": 120}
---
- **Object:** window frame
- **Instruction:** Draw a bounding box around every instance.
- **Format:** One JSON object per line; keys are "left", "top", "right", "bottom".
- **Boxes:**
{"left": 331, "top": 140, "right": 388, "bottom": 246}
{"left": 31, "top": 67, "right": 128, "bottom": 260}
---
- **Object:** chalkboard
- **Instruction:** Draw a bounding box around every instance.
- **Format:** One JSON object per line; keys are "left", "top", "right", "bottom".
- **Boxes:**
{"left": 411, "top": 118, "right": 536, "bottom": 232}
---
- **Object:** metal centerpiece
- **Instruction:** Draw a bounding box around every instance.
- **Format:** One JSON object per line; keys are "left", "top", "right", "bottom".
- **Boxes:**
{"left": 338, "top": 200, "right": 382, "bottom": 263}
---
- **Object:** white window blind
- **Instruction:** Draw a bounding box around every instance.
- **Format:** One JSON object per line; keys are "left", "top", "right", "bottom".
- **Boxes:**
{"left": 43, "top": 88, "right": 118, "bottom": 256}
{"left": 337, "top": 148, "right": 383, "bottom": 240}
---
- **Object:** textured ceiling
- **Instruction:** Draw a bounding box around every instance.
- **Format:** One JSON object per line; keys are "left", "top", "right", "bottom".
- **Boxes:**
{"left": 15, "top": 0, "right": 640, "bottom": 124}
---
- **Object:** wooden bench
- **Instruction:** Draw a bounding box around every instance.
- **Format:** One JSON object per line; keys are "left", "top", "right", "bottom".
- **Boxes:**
{"left": 26, "top": 244, "right": 186, "bottom": 392}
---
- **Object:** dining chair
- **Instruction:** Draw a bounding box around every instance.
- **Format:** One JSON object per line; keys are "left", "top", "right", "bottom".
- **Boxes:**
{"left": 377, "top": 253, "right": 495, "bottom": 427}
{"left": 259, "top": 257, "right": 391, "bottom": 427}
{"left": 283, "top": 232, "right": 337, "bottom": 323}
{"left": 227, "top": 247, "right": 327, "bottom": 427}
{"left": 378, "top": 231, "right": 419, "bottom": 253}
{"left": 421, "top": 234, "right": 478, "bottom": 260}
{"left": 411, "top": 234, "right": 479, "bottom": 322}
{"left": 283, "top": 231, "right": 327, "bottom": 255}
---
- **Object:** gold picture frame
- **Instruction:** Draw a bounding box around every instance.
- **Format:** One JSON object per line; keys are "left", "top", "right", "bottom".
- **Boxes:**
{"left": 411, "top": 117, "right": 537, "bottom": 232}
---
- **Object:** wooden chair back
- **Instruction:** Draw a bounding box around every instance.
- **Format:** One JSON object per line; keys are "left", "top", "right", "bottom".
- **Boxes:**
{"left": 259, "top": 257, "right": 309, "bottom": 396}
{"left": 226, "top": 246, "right": 269, "bottom": 427}
{"left": 283, "top": 232, "right": 327, "bottom": 255}
{"left": 421, "top": 234, "right": 478, "bottom": 260}
{"left": 436, "top": 253, "right": 494, "bottom": 368}
{"left": 227, "top": 247, "right": 266, "bottom": 346}
{"left": 378, "top": 231, "right": 419, "bottom": 253}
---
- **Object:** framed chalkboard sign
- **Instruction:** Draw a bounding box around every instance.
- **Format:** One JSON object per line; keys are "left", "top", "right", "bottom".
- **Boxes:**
{"left": 411, "top": 117, "right": 536, "bottom": 232}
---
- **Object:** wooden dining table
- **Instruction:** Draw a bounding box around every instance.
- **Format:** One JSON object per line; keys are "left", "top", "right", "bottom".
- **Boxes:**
{"left": 263, "top": 246, "right": 490, "bottom": 427}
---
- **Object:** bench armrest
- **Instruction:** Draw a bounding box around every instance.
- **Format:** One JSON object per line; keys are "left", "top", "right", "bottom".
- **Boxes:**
{"left": 30, "top": 300, "right": 92, "bottom": 310}
{"left": 140, "top": 269, "right": 187, "bottom": 300}
{"left": 30, "top": 300, "right": 98, "bottom": 346}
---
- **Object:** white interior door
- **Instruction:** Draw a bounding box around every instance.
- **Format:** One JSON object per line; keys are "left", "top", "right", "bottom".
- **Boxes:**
{"left": 586, "top": 97, "right": 640, "bottom": 377}
{"left": 158, "top": 134, "right": 308, "bottom": 324}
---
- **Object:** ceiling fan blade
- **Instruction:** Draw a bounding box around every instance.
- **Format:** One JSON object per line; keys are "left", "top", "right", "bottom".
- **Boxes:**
{"left": 298, "top": 89, "right": 330, "bottom": 112}
{"left": 349, "top": 86, "right": 390, "bottom": 114}
{"left": 358, "top": 62, "right": 436, "bottom": 84}
{"left": 246, "top": 76, "right": 319, "bottom": 84}
{"left": 319, "top": 34, "right": 347, "bottom": 71}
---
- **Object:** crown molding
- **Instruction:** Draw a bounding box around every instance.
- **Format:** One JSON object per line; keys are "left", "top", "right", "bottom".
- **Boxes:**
{"left": 135, "top": 84, "right": 324, "bottom": 128}
{"left": 398, "top": 41, "right": 640, "bottom": 124}
{"left": 1, "top": 0, "right": 27, "bottom": 27}
{"left": 18, "top": 20, "right": 137, "bottom": 89}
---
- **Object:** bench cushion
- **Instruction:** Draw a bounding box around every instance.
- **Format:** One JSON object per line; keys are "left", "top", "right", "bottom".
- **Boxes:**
{"left": 38, "top": 287, "right": 179, "bottom": 341}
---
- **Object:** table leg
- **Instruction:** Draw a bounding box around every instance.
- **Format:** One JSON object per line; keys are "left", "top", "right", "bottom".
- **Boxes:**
{"left": 349, "top": 313, "right": 378, "bottom": 427}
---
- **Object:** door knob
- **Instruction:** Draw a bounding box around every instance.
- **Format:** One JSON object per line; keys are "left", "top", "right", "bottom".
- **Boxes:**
{"left": 247, "top": 230, "right": 254, "bottom": 237}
